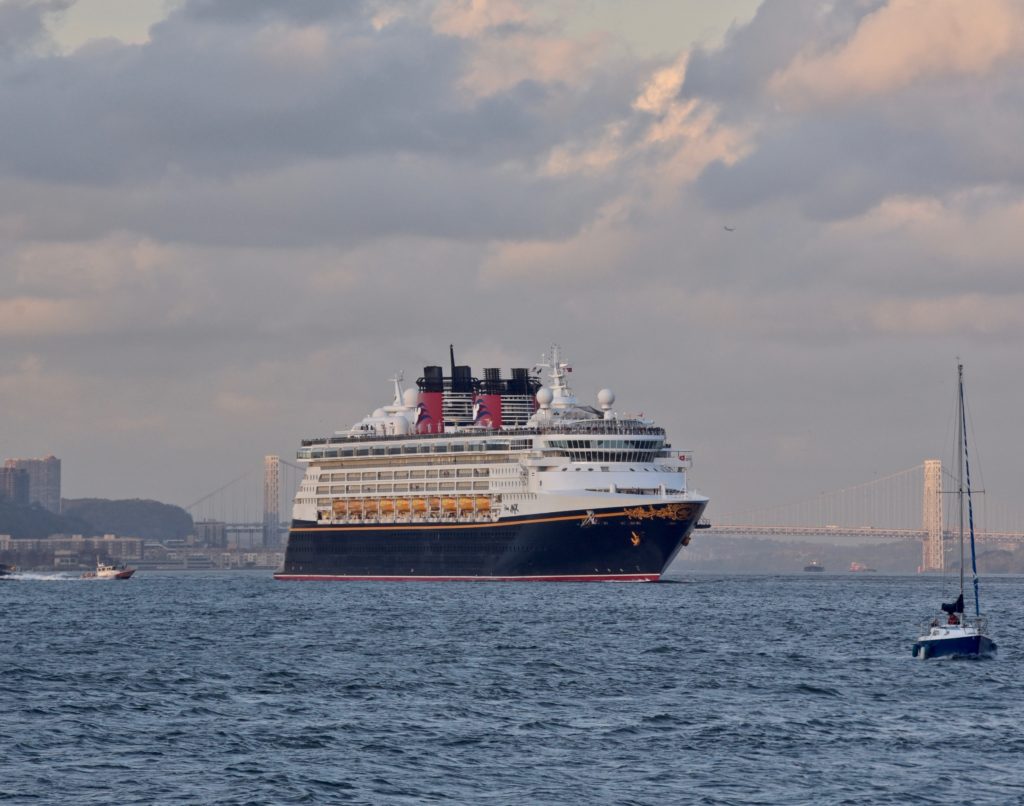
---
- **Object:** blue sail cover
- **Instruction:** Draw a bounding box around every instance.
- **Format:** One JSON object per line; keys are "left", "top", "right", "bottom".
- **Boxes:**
{"left": 941, "top": 594, "right": 965, "bottom": 615}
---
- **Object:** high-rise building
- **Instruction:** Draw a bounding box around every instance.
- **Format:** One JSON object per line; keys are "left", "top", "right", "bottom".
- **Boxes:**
{"left": 0, "top": 467, "right": 30, "bottom": 506}
{"left": 3, "top": 456, "right": 61, "bottom": 513}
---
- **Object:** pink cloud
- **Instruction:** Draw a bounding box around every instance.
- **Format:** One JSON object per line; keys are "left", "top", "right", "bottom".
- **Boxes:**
{"left": 770, "top": 0, "right": 1024, "bottom": 106}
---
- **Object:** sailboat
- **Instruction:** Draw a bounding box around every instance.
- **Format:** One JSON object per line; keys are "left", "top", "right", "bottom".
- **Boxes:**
{"left": 912, "top": 362, "right": 997, "bottom": 660}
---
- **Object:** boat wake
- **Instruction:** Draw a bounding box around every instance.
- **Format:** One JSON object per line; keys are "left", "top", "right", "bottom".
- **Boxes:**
{"left": 5, "top": 572, "right": 79, "bottom": 582}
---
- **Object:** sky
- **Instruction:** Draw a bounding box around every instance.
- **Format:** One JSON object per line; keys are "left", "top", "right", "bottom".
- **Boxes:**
{"left": 2, "top": 0, "right": 1023, "bottom": 525}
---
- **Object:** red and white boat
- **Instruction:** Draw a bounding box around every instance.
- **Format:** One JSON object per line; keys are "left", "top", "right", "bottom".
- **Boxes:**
{"left": 81, "top": 560, "right": 135, "bottom": 580}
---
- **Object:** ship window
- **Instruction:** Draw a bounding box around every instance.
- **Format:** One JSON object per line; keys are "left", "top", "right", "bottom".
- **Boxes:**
{"left": 356, "top": 449, "right": 368, "bottom": 457}
{"left": 451, "top": 444, "right": 464, "bottom": 453}
{"left": 379, "top": 471, "right": 394, "bottom": 480}
{"left": 361, "top": 472, "right": 376, "bottom": 480}
{"left": 434, "top": 445, "right": 448, "bottom": 453}
{"left": 473, "top": 482, "right": 489, "bottom": 490}
{"left": 439, "top": 482, "right": 455, "bottom": 491}
{"left": 426, "top": 469, "right": 439, "bottom": 479}
{"left": 473, "top": 468, "right": 489, "bottom": 477}
{"left": 394, "top": 470, "right": 409, "bottom": 479}
{"left": 387, "top": 447, "right": 402, "bottom": 455}
{"left": 409, "top": 470, "right": 425, "bottom": 479}
{"left": 419, "top": 445, "right": 431, "bottom": 453}
{"left": 410, "top": 483, "right": 424, "bottom": 492}
{"left": 372, "top": 447, "right": 386, "bottom": 456}
{"left": 325, "top": 450, "right": 338, "bottom": 458}
{"left": 362, "top": 485, "right": 377, "bottom": 493}
{"left": 394, "top": 484, "right": 409, "bottom": 493}
{"left": 457, "top": 469, "right": 474, "bottom": 477}
{"left": 341, "top": 448, "right": 354, "bottom": 457}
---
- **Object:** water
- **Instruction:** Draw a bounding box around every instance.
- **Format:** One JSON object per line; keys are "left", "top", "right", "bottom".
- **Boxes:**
{"left": 2, "top": 572, "right": 1023, "bottom": 805}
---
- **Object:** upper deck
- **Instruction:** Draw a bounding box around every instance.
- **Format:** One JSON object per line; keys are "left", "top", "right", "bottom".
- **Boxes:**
{"left": 298, "top": 419, "right": 669, "bottom": 461}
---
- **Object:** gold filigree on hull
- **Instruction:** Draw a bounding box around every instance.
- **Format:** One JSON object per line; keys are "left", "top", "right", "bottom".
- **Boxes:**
{"left": 623, "top": 503, "right": 692, "bottom": 522}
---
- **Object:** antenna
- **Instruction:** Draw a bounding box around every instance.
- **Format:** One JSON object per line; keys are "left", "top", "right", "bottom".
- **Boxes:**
{"left": 535, "top": 344, "right": 576, "bottom": 407}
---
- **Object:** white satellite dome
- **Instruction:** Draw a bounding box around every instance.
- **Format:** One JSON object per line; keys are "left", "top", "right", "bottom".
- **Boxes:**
{"left": 372, "top": 408, "right": 387, "bottom": 418}
{"left": 536, "top": 386, "right": 554, "bottom": 408}
{"left": 402, "top": 388, "right": 419, "bottom": 407}
{"left": 597, "top": 388, "right": 616, "bottom": 408}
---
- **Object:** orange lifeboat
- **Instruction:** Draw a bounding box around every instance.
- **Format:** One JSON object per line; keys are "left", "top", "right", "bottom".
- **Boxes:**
{"left": 441, "top": 497, "right": 457, "bottom": 512}
{"left": 475, "top": 497, "right": 491, "bottom": 511}
{"left": 429, "top": 497, "right": 442, "bottom": 511}
{"left": 362, "top": 499, "right": 379, "bottom": 516}
{"left": 347, "top": 500, "right": 363, "bottom": 514}
{"left": 412, "top": 498, "right": 428, "bottom": 512}
{"left": 379, "top": 500, "right": 395, "bottom": 514}
{"left": 458, "top": 497, "right": 475, "bottom": 510}
{"left": 332, "top": 500, "right": 347, "bottom": 516}
{"left": 396, "top": 499, "right": 412, "bottom": 513}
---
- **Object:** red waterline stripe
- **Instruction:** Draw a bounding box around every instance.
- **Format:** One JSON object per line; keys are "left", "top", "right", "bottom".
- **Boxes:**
{"left": 273, "top": 572, "right": 660, "bottom": 583}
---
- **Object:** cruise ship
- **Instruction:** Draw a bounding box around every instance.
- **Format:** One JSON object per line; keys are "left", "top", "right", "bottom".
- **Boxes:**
{"left": 275, "top": 347, "right": 709, "bottom": 582}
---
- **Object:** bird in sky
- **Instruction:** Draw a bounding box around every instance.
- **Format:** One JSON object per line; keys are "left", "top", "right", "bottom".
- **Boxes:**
{"left": 723, "top": 225, "right": 735, "bottom": 232}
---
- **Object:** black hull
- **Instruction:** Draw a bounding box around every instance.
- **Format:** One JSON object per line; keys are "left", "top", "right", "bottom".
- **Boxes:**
{"left": 275, "top": 501, "right": 707, "bottom": 581}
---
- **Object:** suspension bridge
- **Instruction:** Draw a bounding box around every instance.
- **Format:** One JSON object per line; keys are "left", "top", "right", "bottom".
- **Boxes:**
{"left": 185, "top": 456, "right": 305, "bottom": 549}
{"left": 186, "top": 457, "right": 1024, "bottom": 569}
{"left": 708, "top": 460, "right": 1024, "bottom": 571}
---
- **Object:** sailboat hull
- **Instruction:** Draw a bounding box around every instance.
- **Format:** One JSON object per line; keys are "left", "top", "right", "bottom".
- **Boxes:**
{"left": 912, "top": 632, "right": 997, "bottom": 660}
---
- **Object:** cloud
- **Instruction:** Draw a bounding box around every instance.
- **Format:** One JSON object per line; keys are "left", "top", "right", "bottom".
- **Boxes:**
{"left": 4, "top": 0, "right": 1024, "bottom": 519}
{"left": 431, "top": 0, "right": 529, "bottom": 38}
{"left": 0, "top": 0, "right": 72, "bottom": 57}
{"left": 0, "top": 3, "right": 607, "bottom": 186}
{"left": 692, "top": 0, "right": 1024, "bottom": 219}
{"left": 769, "top": 0, "right": 1024, "bottom": 107}
{"left": 0, "top": 296, "right": 88, "bottom": 336}
{"left": 871, "top": 293, "right": 1024, "bottom": 336}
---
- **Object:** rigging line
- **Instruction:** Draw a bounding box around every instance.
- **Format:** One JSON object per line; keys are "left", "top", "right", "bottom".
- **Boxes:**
{"left": 185, "top": 468, "right": 260, "bottom": 511}
{"left": 717, "top": 464, "right": 923, "bottom": 521}
{"left": 960, "top": 372, "right": 981, "bottom": 617}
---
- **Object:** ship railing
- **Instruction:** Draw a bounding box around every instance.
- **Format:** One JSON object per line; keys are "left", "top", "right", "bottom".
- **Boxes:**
{"left": 300, "top": 420, "right": 666, "bottom": 447}
{"left": 325, "top": 512, "right": 501, "bottom": 526}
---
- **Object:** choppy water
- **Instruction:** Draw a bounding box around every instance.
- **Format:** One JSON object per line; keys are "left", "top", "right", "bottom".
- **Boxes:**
{"left": 2, "top": 571, "right": 1023, "bottom": 805}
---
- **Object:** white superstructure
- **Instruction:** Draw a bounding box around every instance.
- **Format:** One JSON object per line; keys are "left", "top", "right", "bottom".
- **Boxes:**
{"left": 292, "top": 346, "right": 707, "bottom": 526}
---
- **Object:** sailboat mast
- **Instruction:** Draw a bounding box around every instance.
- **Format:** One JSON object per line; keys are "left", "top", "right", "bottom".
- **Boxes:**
{"left": 959, "top": 362, "right": 981, "bottom": 617}
{"left": 957, "top": 362, "right": 964, "bottom": 603}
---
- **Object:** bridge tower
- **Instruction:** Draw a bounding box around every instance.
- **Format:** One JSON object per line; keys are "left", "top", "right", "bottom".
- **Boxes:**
{"left": 263, "top": 455, "right": 280, "bottom": 548}
{"left": 919, "top": 459, "right": 944, "bottom": 572}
